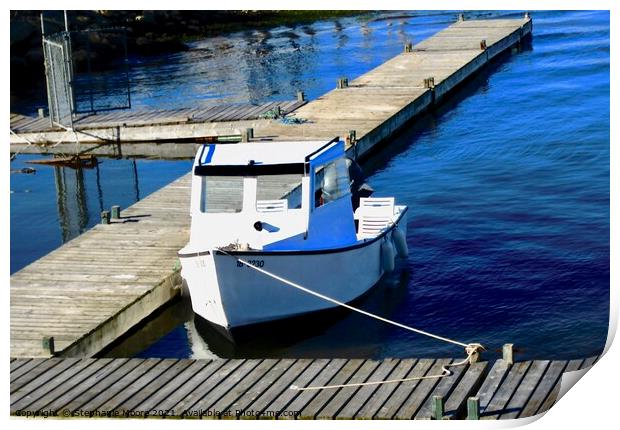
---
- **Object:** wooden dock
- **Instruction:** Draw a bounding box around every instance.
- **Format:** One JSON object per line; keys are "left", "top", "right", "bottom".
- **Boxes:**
{"left": 10, "top": 16, "right": 532, "bottom": 159}
{"left": 11, "top": 16, "right": 532, "bottom": 358}
{"left": 10, "top": 356, "right": 598, "bottom": 419}
{"left": 10, "top": 174, "right": 191, "bottom": 357}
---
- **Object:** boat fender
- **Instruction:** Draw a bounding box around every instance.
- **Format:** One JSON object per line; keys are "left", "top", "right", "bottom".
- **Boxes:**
{"left": 381, "top": 238, "right": 395, "bottom": 273}
{"left": 392, "top": 227, "right": 408, "bottom": 258}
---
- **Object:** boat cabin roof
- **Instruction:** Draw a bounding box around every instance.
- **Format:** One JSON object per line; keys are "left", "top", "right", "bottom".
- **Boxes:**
{"left": 194, "top": 139, "right": 343, "bottom": 176}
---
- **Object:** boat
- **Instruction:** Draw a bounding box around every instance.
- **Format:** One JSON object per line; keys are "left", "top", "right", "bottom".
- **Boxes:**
{"left": 178, "top": 137, "right": 409, "bottom": 338}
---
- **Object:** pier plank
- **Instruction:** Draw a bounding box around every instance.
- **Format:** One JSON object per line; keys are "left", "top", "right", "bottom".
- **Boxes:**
{"left": 262, "top": 358, "right": 333, "bottom": 419}
{"left": 281, "top": 358, "right": 347, "bottom": 420}
{"left": 23, "top": 359, "right": 126, "bottom": 412}
{"left": 10, "top": 359, "right": 49, "bottom": 387}
{"left": 215, "top": 359, "right": 295, "bottom": 418}
{"left": 297, "top": 359, "right": 367, "bottom": 419}
{"left": 56, "top": 358, "right": 147, "bottom": 413}
{"left": 131, "top": 360, "right": 212, "bottom": 413}
{"left": 476, "top": 359, "right": 512, "bottom": 415}
{"left": 112, "top": 359, "right": 196, "bottom": 413}
{"left": 536, "top": 359, "right": 584, "bottom": 415}
{"left": 314, "top": 359, "right": 382, "bottom": 419}
{"left": 373, "top": 359, "right": 435, "bottom": 419}
{"left": 499, "top": 360, "right": 550, "bottom": 419}
{"left": 185, "top": 359, "right": 263, "bottom": 417}
{"left": 11, "top": 359, "right": 94, "bottom": 412}
{"left": 414, "top": 359, "right": 470, "bottom": 419}
{"left": 519, "top": 360, "right": 567, "bottom": 418}
{"left": 9, "top": 357, "right": 585, "bottom": 420}
{"left": 393, "top": 358, "right": 454, "bottom": 419}
{"left": 246, "top": 359, "right": 313, "bottom": 418}
{"left": 334, "top": 358, "right": 400, "bottom": 419}
{"left": 354, "top": 359, "right": 418, "bottom": 418}
{"left": 481, "top": 361, "right": 532, "bottom": 419}
{"left": 75, "top": 359, "right": 162, "bottom": 411}
{"left": 230, "top": 359, "right": 299, "bottom": 418}
{"left": 157, "top": 359, "right": 236, "bottom": 413}
{"left": 443, "top": 361, "right": 488, "bottom": 419}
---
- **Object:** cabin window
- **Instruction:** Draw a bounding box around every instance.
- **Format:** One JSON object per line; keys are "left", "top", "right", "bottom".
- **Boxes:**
{"left": 256, "top": 174, "right": 303, "bottom": 210}
{"left": 314, "top": 158, "right": 350, "bottom": 208}
{"left": 200, "top": 176, "right": 244, "bottom": 213}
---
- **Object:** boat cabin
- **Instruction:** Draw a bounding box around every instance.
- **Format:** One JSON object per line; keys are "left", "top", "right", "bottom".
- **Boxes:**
{"left": 186, "top": 138, "right": 362, "bottom": 252}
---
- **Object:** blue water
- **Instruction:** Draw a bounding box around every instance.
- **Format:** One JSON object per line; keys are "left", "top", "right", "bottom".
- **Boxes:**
{"left": 11, "top": 10, "right": 609, "bottom": 360}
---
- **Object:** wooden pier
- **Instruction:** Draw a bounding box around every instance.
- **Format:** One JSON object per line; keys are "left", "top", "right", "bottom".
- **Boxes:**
{"left": 11, "top": 17, "right": 531, "bottom": 357}
{"left": 10, "top": 16, "right": 532, "bottom": 159}
{"left": 10, "top": 356, "right": 598, "bottom": 419}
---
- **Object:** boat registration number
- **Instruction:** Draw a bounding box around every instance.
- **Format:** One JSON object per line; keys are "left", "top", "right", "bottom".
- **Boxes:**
{"left": 237, "top": 259, "right": 265, "bottom": 268}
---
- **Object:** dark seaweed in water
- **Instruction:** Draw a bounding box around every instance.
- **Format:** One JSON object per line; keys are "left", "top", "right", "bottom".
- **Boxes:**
{"left": 10, "top": 10, "right": 609, "bottom": 360}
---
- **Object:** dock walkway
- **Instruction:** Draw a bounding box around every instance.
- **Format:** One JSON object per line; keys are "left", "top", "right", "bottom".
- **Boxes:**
{"left": 11, "top": 16, "right": 532, "bottom": 358}
{"left": 10, "top": 356, "right": 598, "bottom": 419}
{"left": 10, "top": 16, "right": 532, "bottom": 159}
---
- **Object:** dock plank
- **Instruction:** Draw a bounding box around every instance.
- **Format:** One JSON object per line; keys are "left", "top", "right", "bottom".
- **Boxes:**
{"left": 500, "top": 360, "right": 550, "bottom": 419}
{"left": 476, "top": 359, "right": 512, "bottom": 415}
{"left": 443, "top": 361, "right": 488, "bottom": 419}
{"left": 354, "top": 359, "right": 418, "bottom": 418}
{"left": 314, "top": 359, "right": 382, "bottom": 419}
{"left": 243, "top": 359, "right": 313, "bottom": 419}
{"left": 9, "top": 357, "right": 588, "bottom": 420}
{"left": 481, "top": 361, "right": 532, "bottom": 419}
{"left": 373, "top": 359, "right": 435, "bottom": 419}
{"left": 281, "top": 359, "right": 347, "bottom": 420}
{"left": 334, "top": 358, "right": 400, "bottom": 419}
{"left": 519, "top": 360, "right": 567, "bottom": 418}
{"left": 184, "top": 359, "right": 263, "bottom": 418}
{"left": 393, "top": 358, "right": 454, "bottom": 419}
{"left": 414, "top": 359, "right": 470, "bottom": 419}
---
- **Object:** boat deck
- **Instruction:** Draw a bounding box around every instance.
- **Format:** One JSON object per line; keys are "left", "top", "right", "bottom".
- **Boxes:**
{"left": 10, "top": 356, "right": 598, "bottom": 419}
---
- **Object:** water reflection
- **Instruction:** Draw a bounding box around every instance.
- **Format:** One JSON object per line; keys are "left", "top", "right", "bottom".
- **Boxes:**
{"left": 10, "top": 154, "right": 191, "bottom": 273}
{"left": 54, "top": 165, "right": 90, "bottom": 242}
{"left": 51, "top": 160, "right": 142, "bottom": 243}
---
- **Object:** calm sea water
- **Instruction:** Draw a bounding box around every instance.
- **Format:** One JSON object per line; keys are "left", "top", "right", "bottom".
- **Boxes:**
{"left": 10, "top": 10, "right": 609, "bottom": 360}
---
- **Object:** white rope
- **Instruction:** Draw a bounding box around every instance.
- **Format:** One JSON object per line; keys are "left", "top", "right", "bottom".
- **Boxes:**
{"left": 290, "top": 355, "right": 472, "bottom": 391}
{"left": 216, "top": 248, "right": 486, "bottom": 390}
{"left": 10, "top": 128, "right": 35, "bottom": 146}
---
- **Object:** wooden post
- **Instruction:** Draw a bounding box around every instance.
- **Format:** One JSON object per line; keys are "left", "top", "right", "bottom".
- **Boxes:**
{"left": 467, "top": 397, "right": 480, "bottom": 420}
{"left": 101, "top": 211, "right": 110, "bottom": 224}
{"left": 37, "top": 108, "right": 47, "bottom": 118}
{"left": 404, "top": 41, "right": 413, "bottom": 52}
{"left": 458, "top": 13, "right": 465, "bottom": 22}
{"left": 349, "top": 129, "right": 356, "bottom": 143}
{"left": 111, "top": 205, "right": 121, "bottom": 220}
{"left": 524, "top": 12, "right": 530, "bottom": 19}
{"left": 480, "top": 39, "right": 487, "bottom": 50}
{"left": 423, "top": 77, "right": 435, "bottom": 89}
{"left": 503, "top": 343, "right": 514, "bottom": 365}
{"left": 296, "top": 90, "right": 305, "bottom": 102}
{"left": 431, "top": 395, "right": 444, "bottom": 420}
{"left": 242, "top": 128, "right": 254, "bottom": 142}
{"left": 275, "top": 105, "right": 281, "bottom": 117}
{"left": 337, "top": 77, "right": 349, "bottom": 89}
{"left": 42, "top": 336, "right": 55, "bottom": 355}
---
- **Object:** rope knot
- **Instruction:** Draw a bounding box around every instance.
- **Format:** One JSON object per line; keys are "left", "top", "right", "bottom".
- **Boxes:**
{"left": 465, "top": 343, "right": 486, "bottom": 363}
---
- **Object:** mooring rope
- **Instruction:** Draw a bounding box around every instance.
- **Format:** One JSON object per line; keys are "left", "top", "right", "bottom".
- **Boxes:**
{"left": 216, "top": 248, "right": 485, "bottom": 390}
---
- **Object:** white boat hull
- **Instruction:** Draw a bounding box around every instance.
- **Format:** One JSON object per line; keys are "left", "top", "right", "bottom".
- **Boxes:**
{"left": 179, "top": 211, "right": 407, "bottom": 332}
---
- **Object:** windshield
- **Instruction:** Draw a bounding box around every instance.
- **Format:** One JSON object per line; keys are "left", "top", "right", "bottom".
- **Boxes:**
{"left": 199, "top": 176, "right": 244, "bottom": 213}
